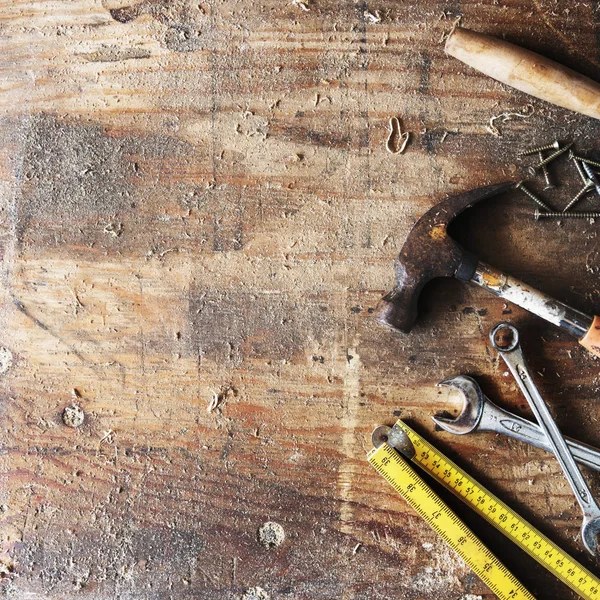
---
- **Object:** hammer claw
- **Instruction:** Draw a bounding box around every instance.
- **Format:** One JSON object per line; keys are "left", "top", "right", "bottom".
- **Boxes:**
{"left": 377, "top": 182, "right": 514, "bottom": 333}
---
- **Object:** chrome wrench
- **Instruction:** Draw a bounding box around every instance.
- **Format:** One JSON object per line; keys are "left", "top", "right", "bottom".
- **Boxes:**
{"left": 432, "top": 374, "right": 600, "bottom": 473}
{"left": 490, "top": 322, "right": 600, "bottom": 556}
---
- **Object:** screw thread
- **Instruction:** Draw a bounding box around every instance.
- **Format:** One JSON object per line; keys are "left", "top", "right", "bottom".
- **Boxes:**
{"left": 535, "top": 209, "right": 600, "bottom": 220}
{"left": 518, "top": 141, "right": 560, "bottom": 156}
{"left": 539, "top": 151, "right": 555, "bottom": 189}
{"left": 572, "top": 153, "right": 600, "bottom": 170}
{"left": 515, "top": 182, "right": 552, "bottom": 212}
{"left": 532, "top": 141, "right": 573, "bottom": 169}
{"left": 562, "top": 182, "right": 593, "bottom": 212}
{"left": 571, "top": 155, "right": 589, "bottom": 184}
{"left": 580, "top": 162, "right": 600, "bottom": 195}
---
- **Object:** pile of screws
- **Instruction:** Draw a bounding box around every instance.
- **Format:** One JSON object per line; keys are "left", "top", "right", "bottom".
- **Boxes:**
{"left": 516, "top": 140, "right": 600, "bottom": 219}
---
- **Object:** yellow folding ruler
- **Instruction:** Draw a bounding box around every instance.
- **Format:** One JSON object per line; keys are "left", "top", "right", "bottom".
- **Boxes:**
{"left": 368, "top": 419, "right": 600, "bottom": 600}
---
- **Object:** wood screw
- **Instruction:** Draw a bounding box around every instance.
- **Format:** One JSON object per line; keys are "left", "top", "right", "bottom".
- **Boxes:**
{"left": 562, "top": 181, "right": 593, "bottom": 213}
{"left": 581, "top": 161, "right": 600, "bottom": 196}
{"left": 535, "top": 208, "right": 600, "bottom": 220}
{"left": 515, "top": 181, "right": 552, "bottom": 212}
{"left": 570, "top": 151, "right": 590, "bottom": 184}
{"left": 517, "top": 141, "right": 560, "bottom": 157}
{"left": 539, "top": 152, "right": 555, "bottom": 190}
{"left": 570, "top": 153, "right": 600, "bottom": 170}
{"left": 528, "top": 141, "right": 573, "bottom": 173}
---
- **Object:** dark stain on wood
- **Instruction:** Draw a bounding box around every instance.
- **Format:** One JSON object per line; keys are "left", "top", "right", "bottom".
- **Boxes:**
{"left": 190, "top": 291, "right": 334, "bottom": 364}
{"left": 3, "top": 1, "right": 600, "bottom": 599}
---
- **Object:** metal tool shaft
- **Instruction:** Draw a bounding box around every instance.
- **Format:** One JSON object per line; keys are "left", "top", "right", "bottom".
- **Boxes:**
{"left": 491, "top": 323, "right": 600, "bottom": 556}
{"left": 474, "top": 399, "right": 600, "bottom": 472}
{"left": 434, "top": 375, "right": 600, "bottom": 472}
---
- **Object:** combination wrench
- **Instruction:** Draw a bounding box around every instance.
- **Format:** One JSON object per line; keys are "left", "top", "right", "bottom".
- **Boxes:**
{"left": 490, "top": 322, "right": 600, "bottom": 557}
{"left": 432, "top": 374, "right": 600, "bottom": 473}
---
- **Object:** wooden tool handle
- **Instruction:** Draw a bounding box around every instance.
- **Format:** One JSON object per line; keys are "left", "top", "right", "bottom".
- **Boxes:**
{"left": 580, "top": 316, "right": 600, "bottom": 358}
{"left": 445, "top": 27, "right": 600, "bottom": 120}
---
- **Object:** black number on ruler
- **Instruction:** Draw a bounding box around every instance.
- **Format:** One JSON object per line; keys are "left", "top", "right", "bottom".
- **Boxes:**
{"left": 381, "top": 456, "right": 391, "bottom": 466}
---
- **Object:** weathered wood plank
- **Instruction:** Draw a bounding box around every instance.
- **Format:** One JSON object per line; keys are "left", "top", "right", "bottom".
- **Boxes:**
{"left": 2, "top": 1, "right": 600, "bottom": 598}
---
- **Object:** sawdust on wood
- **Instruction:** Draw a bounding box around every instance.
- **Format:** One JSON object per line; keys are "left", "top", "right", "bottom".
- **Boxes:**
{"left": 241, "top": 587, "right": 270, "bottom": 600}
{"left": 257, "top": 522, "right": 285, "bottom": 548}
{"left": 61, "top": 404, "right": 85, "bottom": 428}
{"left": 0, "top": 347, "right": 13, "bottom": 374}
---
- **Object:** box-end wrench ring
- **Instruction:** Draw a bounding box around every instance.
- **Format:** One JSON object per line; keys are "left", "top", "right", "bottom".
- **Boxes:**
{"left": 490, "top": 322, "right": 600, "bottom": 557}
{"left": 432, "top": 374, "right": 600, "bottom": 473}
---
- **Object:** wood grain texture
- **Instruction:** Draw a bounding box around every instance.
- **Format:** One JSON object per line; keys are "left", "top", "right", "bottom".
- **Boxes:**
{"left": 1, "top": 1, "right": 600, "bottom": 599}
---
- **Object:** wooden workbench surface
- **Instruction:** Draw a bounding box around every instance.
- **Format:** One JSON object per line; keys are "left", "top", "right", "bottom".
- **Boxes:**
{"left": 2, "top": 1, "right": 600, "bottom": 598}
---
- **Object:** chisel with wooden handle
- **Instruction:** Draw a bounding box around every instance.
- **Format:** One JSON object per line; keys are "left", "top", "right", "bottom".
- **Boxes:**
{"left": 445, "top": 27, "right": 600, "bottom": 120}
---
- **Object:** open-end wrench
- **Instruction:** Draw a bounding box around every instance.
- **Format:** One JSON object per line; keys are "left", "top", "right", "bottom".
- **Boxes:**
{"left": 432, "top": 374, "right": 600, "bottom": 473}
{"left": 490, "top": 322, "right": 600, "bottom": 557}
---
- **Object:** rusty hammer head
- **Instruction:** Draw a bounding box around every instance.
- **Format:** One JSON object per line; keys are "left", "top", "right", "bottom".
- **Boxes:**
{"left": 378, "top": 182, "right": 513, "bottom": 333}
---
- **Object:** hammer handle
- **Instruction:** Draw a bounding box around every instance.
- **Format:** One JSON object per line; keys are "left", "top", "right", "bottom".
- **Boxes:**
{"left": 471, "top": 262, "right": 600, "bottom": 357}
{"left": 446, "top": 28, "right": 600, "bottom": 120}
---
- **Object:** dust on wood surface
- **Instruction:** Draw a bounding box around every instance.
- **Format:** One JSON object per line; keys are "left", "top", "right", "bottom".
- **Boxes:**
{"left": 1, "top": 1, "right": 600, "bottom": 599}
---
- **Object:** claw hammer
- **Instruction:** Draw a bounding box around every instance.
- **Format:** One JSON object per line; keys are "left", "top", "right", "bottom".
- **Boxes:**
{"left": 378, "top": 183, "right": 600, "bottom": 357}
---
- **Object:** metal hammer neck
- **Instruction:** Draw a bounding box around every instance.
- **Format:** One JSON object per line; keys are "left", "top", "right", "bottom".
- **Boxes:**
{"left": 471, "top": 262, "right": 593, "bottom": 340}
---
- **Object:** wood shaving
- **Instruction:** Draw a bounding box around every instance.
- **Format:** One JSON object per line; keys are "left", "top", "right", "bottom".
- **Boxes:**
{"left": 104, "top": 222, "right": 123, "bottom": 237}
{"left": 486, "top": 104, "right": 534, "bottom": 137}
{"left": 439, "top": 16, "right": 461, "bottom": 43}
{"left": 386, "top": 116, "right": 410, "bottom": 154}
{"left": 207, "top": 384, "right": 236, "bottom": 412}
{"left": 207, "top": 393, "right": 220, "bottom": 412}
{"left": 99, "top": 429, "right": 115, "bottom": 444}
{"left": 292, "top": 0, "right": 310, "bottom": 11}
{"left": 364, "top": 10, "right": 381, "bottom": 24}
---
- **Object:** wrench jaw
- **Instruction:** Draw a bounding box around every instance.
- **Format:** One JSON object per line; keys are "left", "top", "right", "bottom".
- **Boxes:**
{"left": 581, "top": 516, "right": 600, "bottom": 557}
{"left": 432, "top": 375, "right": 485, "bottom": 435}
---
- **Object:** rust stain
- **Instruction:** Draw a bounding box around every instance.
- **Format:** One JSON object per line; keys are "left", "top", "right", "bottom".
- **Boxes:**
{"left": 429, "top": 224, "right": 446, "bottom": 241}
{"left": 480, "top": 271, "right": 503, "bottom": 288}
